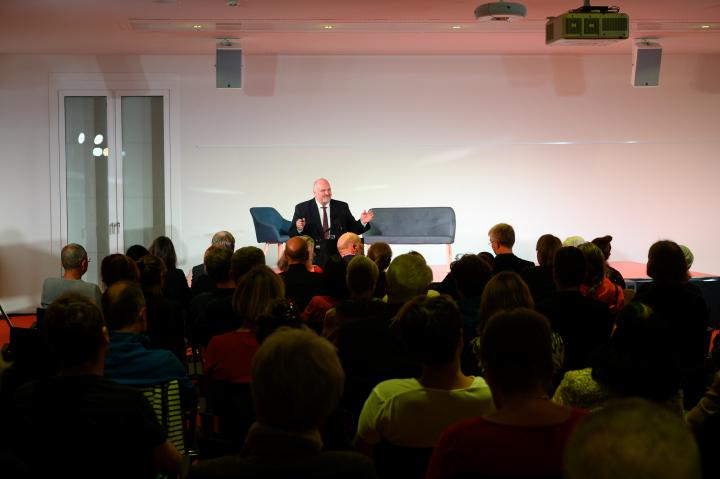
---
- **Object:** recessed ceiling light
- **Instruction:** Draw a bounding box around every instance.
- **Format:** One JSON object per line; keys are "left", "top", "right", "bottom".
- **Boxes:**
{"left": 193, "top": 25, "right": 203, "bottom": 30}
{"left": 102, "top": 148, "right": 109, "bottom": 157}
{"left": 452, "top": 25, "right": 462, "bottom": 29}
{"left": 93, "top": 134, "right": 104, "bottom": 145}
{"left": 92, "top": 147, "right": 102, "bottom": 157}
{"left": 701, "top": 25, "right": 711, "bottom": 29}
{"left": 323, "top": 25, "right": 334, "bottom": 29}
{"left": 77, "top": 132, "right": 85, "bottom": 144}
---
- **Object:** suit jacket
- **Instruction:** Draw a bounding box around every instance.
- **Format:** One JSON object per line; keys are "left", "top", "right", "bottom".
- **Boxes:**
{"left": 289, "top": 198, "right": 369, "bottom": 241}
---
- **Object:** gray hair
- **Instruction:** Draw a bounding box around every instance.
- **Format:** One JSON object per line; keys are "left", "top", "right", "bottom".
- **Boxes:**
{"left": 61, "top": 243, "right": 88, "bottom": 270}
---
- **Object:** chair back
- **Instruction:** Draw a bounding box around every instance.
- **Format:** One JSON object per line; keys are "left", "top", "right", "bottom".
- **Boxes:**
{"left": 373, "top": 439, "right": 434, "bottom": 479}
{"left": 138, "top": 379, "right": 186, "bottom": 455}
{"left": 249, "top": 207, "right": 291, "bottom": 244}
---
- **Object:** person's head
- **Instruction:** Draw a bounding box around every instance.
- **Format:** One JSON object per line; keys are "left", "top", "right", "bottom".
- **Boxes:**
{"left": 211, "top": 230, "right": 235, "bottom": 252}
{"left": 232, "top": 265, "right": 285, "bottom": 328}
{"left": 478, "top": 251, "right": 495, "bottom": 269}
{"left": 102, "top": 280, "right": 146, "bottom": 332}
{"left": 591, "top": 235, "right": 613, "bottom": 260}
{"left": 451, "top": 254, "right": 492, "bottom": 299}
{"left": 647, "top": 240, "right": 689, "bottom": 284}
{"left": 135, "top": 254, "right": 166, "bottom": 292}
{"left": 252, "top": 328, "right": 344, "bottom": 433}
{"left": 312, "top": 177, "right": 332, "bottom": 206}
{"left": 679, "top": 244, "right": 694, "bottom": 271}
{"left": 44, "top": 293, "right": 107, "bottom": 369}
{"left": 337, "top": 232, "right": 362, "bottom": 257}
{"left": 480, "top": 308, "right": 554, "bottom": 395}
{"left": 553, "top": 246, "right": 586, "bottom": 289}
{"left": 60, "top": 243, "right": 88, "bottom": 272}
{"left": 125, "top": 244, "right": 149, "bottom": 263}
{"left": 563, "top": 235, "right": 586, "bottom": 247}
{"left": 322, "top": 255, "right": 350, "bottom": 299}
{"left": 148, "top": 236, "right": 178, "bottom": 270}
{"left": 591, "top": 302, "right": 680, "bottom": 402}
{"left": 393, "top": 295, "right": 463, "bottom": 368}
{"left": 536, "top": 234, "right": 561, "bottom": 267}
{"left": 385, "top": 253, "right": 433, "bottom": 303}
{"left": 346, "top": 255, "right": 379, "bottom": 299}
{"left": 100, "top": 254, "right": 139, "bottom": 288}
{"left": 284, "top": 236, "right": 309, "bottom": 265}
{"left": 299, "top": 235, "right": 316, "bottom": 264}
{"left": 255, "top": 299, "right": 306, "bottom": 344}
{"left": 488, "top": 223, "right": 515, "bottom": 252}
{"left": 231, "top": 246, "right": 265, "bottom": 283}
{"left": 203, "top": 246, "right": 232, "bottom": 284}
{"left": 578, "top": 242, "right": 606, "bottom": 289}
{"left": 479, "top": 271, "right": 534, "bottom": 330}
{"left": 367, "top": 242, "right": 393, "bottom": 271}
{"left": 565, "top": 398, "right": 701, "bottom": 479}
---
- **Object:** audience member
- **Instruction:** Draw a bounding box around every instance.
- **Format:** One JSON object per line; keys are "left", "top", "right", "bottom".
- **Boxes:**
{"left": 552, "top": 301, "right": 683, "bottom": 415}
{"left": 301, "top": 235, "right": 324, "bottom": 273}
{"left": 522, "top": 234, "right": 561, "bottom": 304}
{"left": 680, "top": 244, "right": 695, "bottom": 272}
{"left": 41, "top": 243, "right": 102, "bottom": 307}
{"left": 687, "top": 370, "right": 720, "bottom": 479}
{"left": 426, "top": 308, "right": 587, "bottom": 479}
{"left": 355, "top": 295, "right": 494, "bottom": 455}
{"left": 578, "top": 242, "right": 624, "bottom": 314}
{"left": 303, "top": 255, "right": 351, "bottom": 326}
{"left": 187, "top": 246, "right": 240, "bottom": 347}
{"left": 12, "top": 293, "right": 184, "bottom": 479}
{"left": 337, "top": 232, "right": 363, "bottom": 262}
{"left": 102, "top": 281, "right": 196, "bottom": 409}
{"left": 565, "top": 398, "right": 701, "bottom": 479}
{"left": 230, "top": 246, "right": 265, "bottom": 283}
{"left": 255, "top": 299, "right": 306, "bottom": 344}
{"left": 125, "top": 244, "right": 150, "bottom": 263}
{"left": 149, "top": 235, "right": 191, "bottom": 307}
{"left": 190, "top": 231, "right": 235, "bottom": 296}
{"left": 187, "top": 328, "right": 377, "bottom": 479}
{"left": 100, "top": 253, "right": 139, "bottom": 288}
{"left": 591, "top": 235, "right": 626, "bottom": 289}
{"left": 537, "top": 246, "right": 613, "bottom": 373}
{"left": 562, "top": 235, "right": 585, "bottom": 247}
{"left": 204, "top": 266, "right": 284, "bottom": 384}
{"left": 136, "top": 254, "right": 186, "bottom": 364}
{"left": 487, "top": 223, "right": 534, "bottom": 274}
{"left": 280, "top": 236, "right": 324, "bottom": 312}
{"left": 367, "top": 242, "right": 392, "bottom": 298}
{"left": 634, "top": 239, "right": 710, "bottom": 408}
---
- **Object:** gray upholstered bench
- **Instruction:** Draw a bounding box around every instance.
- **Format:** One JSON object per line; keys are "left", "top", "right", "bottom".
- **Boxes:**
{"left": 363, "top": 207, "right": 456, "bottom": 265}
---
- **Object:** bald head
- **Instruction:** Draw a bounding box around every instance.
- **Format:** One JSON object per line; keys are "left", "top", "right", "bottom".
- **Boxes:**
{"left": 61, "top": 243, "right": 88, "bottom": 271}
{"left": 313, "top": 178, "right": 332, "bottom": 206}
{"left": 285, "top": 237, "right": 309, "bottom": 264}
{"left": 102, "top": 280, "right": 146, "bottom": 332}
{"left": 337, "top": 232, "right": 362, "bottom": 258}
{"left": 211, "top": 230, "right": 235, "bottom": 251}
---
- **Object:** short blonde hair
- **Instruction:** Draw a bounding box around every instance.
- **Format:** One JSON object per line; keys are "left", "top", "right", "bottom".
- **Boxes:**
{"left": 488, "top": 223, "right": 515, "bottom": 248}
{"left": 386, "top": 253, "right": 433, "bottom": 302}
{"left": 252, "top": 328, "right": 344, "bottom": 432}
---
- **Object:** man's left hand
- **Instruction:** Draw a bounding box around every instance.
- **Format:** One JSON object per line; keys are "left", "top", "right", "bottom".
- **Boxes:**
{"left": 360, "top": 209, "right": 374, "bottom": 224}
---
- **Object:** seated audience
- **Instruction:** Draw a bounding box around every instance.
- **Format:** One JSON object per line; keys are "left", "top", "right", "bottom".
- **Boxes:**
{"left": 125, "top": 244, "right": 150, "bottom": 262}
{"left": 687, "top": 370, "right": 720, "bottom": 479}
{"left": 634, "top": 239, "right": 710, "bottom": 409}
{"left": 102, "top": 281, "right": 196, "bottom": 410}
{"left": 426, "top": 308, "right": 587, "bottom": 479}
{"left": 12, "top": 294, "right": 183, "bottom": 479}
{"left": 301, "top": 235, "right": 323, "bottom": 273}
{"left": 487, "top": 223, "right": 534, "bottom": 275}
{"left": 255, "top": 299, "right": 306, "bottom": 344}
{"left": 190, "top": 231, "right": 235, "bottom": 296}
{"left": 562, "top": 235, "right": 585, "bottom": 247}
{"left": 280, "top": 237, "right": 324, "bottom": 313}
{"left": 591, "top": 235, "right": 626, "bottom": 289}
{"left": 187, "top": 246, "right": 239, "bottom": 347}
{"left": 41, "top": 243, "right": 102, "bottom": 307}
{"left": 187, "top": 328, "right": 376, "bottom": 479}
{"left": 680, "top": 243, "right": 695, "bottom": 273}
{"left": 303, "top": 255, "right": 350, "bottom": 325}
{"left": 367, "top": 242, "right": 392, "bottom": 298}
{"left": 100, "top": 253, "right": 139, "bottom": 288}
{"left": 552, "top": 302, "right": 683, "bottom": 416}
{"left": 355, "top": 295, "right": 494, "bottom": 456}
{"left": 149, "top": 235, "right": 191, "bottom": 307}
{"left": 230, "top": 246, "right": 265, "bottom": 283}
{"left": 537, "top": 246, "right": 613, "bottom": 373}
{"left": 565, "top": 398, "right": 701, "bottom": 479}
{"left": 204, "top": 266, "right": 284, "bottom": 384}
{"left": 136, "top": 254, "right": 186, "bottom": 364}
{"left": 578, "top": 242, "right": 624, "bottom": 314}
{"left": 337, "top": 232, "right": 363, "bottom": 262}
{"left": 522, "top": 234, "right": 561, "bottom": 304}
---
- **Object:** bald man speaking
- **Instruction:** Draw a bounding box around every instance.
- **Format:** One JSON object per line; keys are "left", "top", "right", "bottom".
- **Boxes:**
{"left": 289, "top": 178, "right": 373, "bottom": 266}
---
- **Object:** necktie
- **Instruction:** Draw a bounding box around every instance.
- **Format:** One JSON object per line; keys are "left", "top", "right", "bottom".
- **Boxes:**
{"left": 322, "top": 206, "right": 329, "bottom": 239}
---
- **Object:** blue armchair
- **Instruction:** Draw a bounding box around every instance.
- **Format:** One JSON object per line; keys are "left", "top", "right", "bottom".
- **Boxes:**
{"left": 249, "top": 207, "right": 292, "bottom": 257}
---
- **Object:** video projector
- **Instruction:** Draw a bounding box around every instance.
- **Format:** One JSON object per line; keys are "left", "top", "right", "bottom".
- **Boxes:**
{"left": 546, "top": 3, "right": 629, "bottom": 46}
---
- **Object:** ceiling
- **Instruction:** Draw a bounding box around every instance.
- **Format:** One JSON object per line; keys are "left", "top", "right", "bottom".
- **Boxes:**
{"left": 1, "top": 0, "right": 720, "bottom": 55}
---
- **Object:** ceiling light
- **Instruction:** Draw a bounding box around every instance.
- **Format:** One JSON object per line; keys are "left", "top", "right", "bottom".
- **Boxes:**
{"left": 193, "top": 25, "right": 203, "bottom": 30}
{"left": 92, "top": 147, "right": 102, "bottom": 157}
{"left": 93, "top": 134, "right": 104, "bottom": 145}
{"left": 451, "top": 25, "right": 462, "bottom": 29}
{"left": 102, "top": 148, "right": 109, "bottom": 157}
{"left": 77, "top": 132, "right": 85, "bottom": 144}
{"left": 323, "top": 25, "right": 334, "bottom": 29}
{"left": 701, "top": 25, "right": 711, "bottom": 29}
{"left": 475, "top": 2, "right": 527, "bottom": 22}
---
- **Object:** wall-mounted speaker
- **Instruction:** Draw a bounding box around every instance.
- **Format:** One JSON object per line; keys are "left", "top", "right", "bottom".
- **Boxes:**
{"left": 216, "top": 48, "right": 242, "bottom": 89}
{"left": 632, "top": 41, "right": 662, "bottom": 88}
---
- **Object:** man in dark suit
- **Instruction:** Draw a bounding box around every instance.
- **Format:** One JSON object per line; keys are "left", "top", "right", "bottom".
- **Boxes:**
{"left": 488, "top": 222, "right": 535, "bottom": 275}
{"left": 289, "top": 178, "right": 373, "bottom": 266}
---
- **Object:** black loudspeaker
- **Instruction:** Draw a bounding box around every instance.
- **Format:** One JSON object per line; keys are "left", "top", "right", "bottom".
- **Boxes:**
{"left": 216, "top": 48, "right": 242, "bottom": 89}
{"left": 631, "top": 41, "right": 662, "bottom": 87}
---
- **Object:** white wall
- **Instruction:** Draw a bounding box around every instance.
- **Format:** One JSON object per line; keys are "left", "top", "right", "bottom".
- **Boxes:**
{"left": 1, "top": 53, "right": 719, "bottom": 312}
